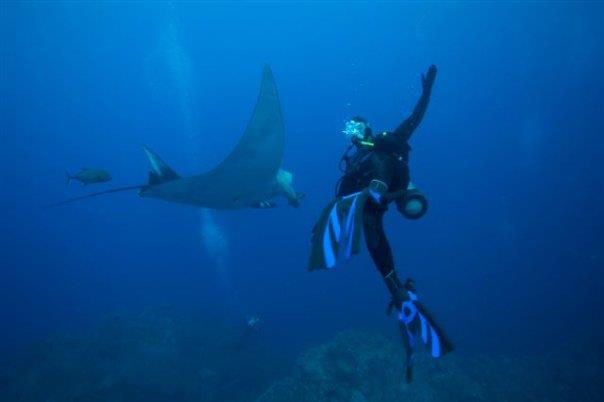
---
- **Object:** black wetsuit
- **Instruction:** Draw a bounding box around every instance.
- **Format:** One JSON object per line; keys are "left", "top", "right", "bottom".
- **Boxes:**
{"left": 333, "top": 68, "right": 451, "bottom": 382}
{"left": 336, "top": 80, "right": 433, "bottom": 281}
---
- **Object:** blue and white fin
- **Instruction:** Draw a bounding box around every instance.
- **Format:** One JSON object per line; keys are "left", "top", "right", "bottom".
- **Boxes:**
{"left": 398, "top": 290, "right": 454, "bottom": 359}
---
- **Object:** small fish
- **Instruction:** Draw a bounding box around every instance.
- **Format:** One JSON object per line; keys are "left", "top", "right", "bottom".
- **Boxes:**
{"left": 66, "top": 168, "right": 112, "bottom": 186}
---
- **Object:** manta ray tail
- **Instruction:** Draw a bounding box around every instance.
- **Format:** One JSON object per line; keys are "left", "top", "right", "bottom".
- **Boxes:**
{"left": 45, "top": 146, "right": 181, "bottom": 208}
{"left": 44, "top": 184, "right": 144, "bottom": 208}
{"left": 143, "top": 146, "right": 180, "bottom": 185}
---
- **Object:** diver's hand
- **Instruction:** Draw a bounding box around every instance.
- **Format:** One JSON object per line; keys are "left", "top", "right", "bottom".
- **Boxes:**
{"left": 421, "top": 65, "right": 437, "bottom": 91}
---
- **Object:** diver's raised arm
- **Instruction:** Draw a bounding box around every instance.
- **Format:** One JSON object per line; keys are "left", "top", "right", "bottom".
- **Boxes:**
{"left": 393, "top": 65, "right": 437, "bottom": 142}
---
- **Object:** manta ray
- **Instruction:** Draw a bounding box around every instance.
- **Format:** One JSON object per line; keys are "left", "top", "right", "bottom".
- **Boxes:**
{"left": 50, "top": 66, "right": 302, "bottom": 209}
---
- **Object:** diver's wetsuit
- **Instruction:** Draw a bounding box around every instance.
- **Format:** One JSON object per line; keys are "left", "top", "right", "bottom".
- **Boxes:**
{"left": 336, "top": 73, "right": 434, "bottom": 284}
{"left": 316, "top": 67, "right": 451, "bottom": 383}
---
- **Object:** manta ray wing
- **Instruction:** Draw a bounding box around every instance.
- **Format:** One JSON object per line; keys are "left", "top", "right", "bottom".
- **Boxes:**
{"left": 48, "top": 66, "right": 286, "bottom": 210}
{"left": 140, "top": 65, "right": 285, "bottom": 209}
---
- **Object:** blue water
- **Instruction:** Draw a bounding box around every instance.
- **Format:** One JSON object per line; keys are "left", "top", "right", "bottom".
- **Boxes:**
{"left": 1, "top": 2, "right": 603, "bottom": 399}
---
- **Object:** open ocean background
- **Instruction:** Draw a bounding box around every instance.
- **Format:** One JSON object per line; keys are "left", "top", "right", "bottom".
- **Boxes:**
{"left": 1, "top": 2, "right": 603, "bottom": 401}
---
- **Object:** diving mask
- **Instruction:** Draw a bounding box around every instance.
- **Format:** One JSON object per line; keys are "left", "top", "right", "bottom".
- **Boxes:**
{"left": 342, "top": 120, "right": 367, "bottom": 140}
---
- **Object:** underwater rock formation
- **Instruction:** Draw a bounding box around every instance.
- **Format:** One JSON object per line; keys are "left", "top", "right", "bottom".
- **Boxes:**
{"left": 256, "top": 331, "right": 603, "bottom": 402}
{"left": 1, "top": 317, "right": 602, "bottom": 402}
{"left": 0, "top": 310, "right": 280, "bottom": 402}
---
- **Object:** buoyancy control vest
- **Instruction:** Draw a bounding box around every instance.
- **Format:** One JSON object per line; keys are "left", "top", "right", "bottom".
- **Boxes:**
{"left": 336, "top": 131, "right": 409, "bottom": 197}
{"left": 335, "top": 132, "right": 428, "bottom": 219}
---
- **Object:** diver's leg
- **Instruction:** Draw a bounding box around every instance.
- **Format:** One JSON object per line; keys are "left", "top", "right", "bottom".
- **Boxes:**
{"left": 362, "top": 207, "right": 409, "bottom": 306}
{"left": 362, "top": 207, "right": 394, "bottom": 277}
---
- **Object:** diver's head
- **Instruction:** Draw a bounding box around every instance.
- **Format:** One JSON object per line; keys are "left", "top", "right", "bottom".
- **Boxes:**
{"left": 343, "top": 116, "right": 372, "bottom": 142}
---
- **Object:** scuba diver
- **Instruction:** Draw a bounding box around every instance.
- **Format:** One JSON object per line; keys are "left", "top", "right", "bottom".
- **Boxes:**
{"left": 309, "top": 65, "right": 453, "bottom": 382}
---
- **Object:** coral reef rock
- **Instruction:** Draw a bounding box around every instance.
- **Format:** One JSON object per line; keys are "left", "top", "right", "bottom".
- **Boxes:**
{"left": 0, "top": 310, "right": 280, "bottom": 402}
{"left": 256, "top": 330, "right": 603, "bottom": 402}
